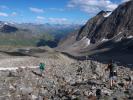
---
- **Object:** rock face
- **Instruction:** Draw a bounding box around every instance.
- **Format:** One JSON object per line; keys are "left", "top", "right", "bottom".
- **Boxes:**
{"left": 57, "top": 0, "right": 133, "bottom": 65}
{"left": 76, "top": 11, "right": 109, "bottom": 43}
{"left": 60, "top": 0, "right": 133, "bottom": 46}
{"left": 77, "top": 0, "right": 133, "bottom": 43}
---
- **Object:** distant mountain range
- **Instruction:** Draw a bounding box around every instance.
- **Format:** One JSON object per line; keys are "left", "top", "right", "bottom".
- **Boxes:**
{"left": 16, "top": 23, "right": 81, "bottom": 40}
{"left": 0, "top": 21, "right": 81, "bottom": 40}
{"left": 0, "top": 21, "right": 81, "bottom": 47}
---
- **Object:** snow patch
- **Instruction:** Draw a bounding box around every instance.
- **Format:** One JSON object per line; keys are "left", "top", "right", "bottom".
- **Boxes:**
{"left": 72, "top": 37, "right": 90, "bottom": 48}
{"left": 86, "top": 38, "right": 90, "bottom": 45}
{"left": 4, "top": 22, "right": 8, "bottom": 25}
{"left": 0, "top": 66, "right": 38, "bottom": 71}
{"left": 127, "top": 35, "right": 133, "bottom": 39}
{"left": 81, "top": 36, "right": 87, "bottom": 40}
{"left": 84, "top": 38, "right": 90, "bottom": 46}
{"left": 104, "top": 12, "right": 112, "bottom": 17}
{"left": 81, "top": 37, "right": 90, "bottom": 46}
{"left": 101, "top": 38, "right": 108, "bottom": 42}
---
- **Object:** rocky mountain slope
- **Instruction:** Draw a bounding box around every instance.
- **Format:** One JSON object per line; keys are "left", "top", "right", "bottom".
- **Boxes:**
{"left": 57, "top": 0, "right": 133, "bottom": 66}
{"left": 76, "top": 0, "right": 133, "bottom": 43}
{"left": 59, "top": 0, "right": 133, "bottom": 46}
{"left": 0, "top": 47, "right": 132, "bottom": 100}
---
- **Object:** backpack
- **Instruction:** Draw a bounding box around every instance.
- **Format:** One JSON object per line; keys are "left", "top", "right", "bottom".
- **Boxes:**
{"left": 112, "top": 63, "right": 117, "bottom": 76}
{"left": 112, "top": 63, "right": 117, "bottom": 72}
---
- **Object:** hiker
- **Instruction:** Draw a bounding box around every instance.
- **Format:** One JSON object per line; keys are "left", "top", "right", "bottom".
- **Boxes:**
{"left": 77, "top": 66, "right": 82, "bottom": 75}
{"left": 76, "top": 61, "right": 82, "bottom": 75}
{"left": 32, "top": 63, "right": 46, "bottom": 78}
{"left": 39, "top": 62, "right": 45, "bottom": 74}
{"left": 105, "top": 60, "right": 117, "bottom": 89}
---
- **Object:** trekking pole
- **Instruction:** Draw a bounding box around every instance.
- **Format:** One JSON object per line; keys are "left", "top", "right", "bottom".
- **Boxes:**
{"left": 86, "top": 55, "right": 87, "bottom": 66}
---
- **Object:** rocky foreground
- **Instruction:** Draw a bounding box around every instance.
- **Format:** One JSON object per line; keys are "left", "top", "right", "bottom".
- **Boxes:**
{"left": 0, "top": 57, "right": 133, "bottom": 100}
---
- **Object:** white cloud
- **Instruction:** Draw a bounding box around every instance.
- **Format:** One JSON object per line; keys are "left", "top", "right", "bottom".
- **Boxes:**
{"left": 0, "top": 12, "right": 8, "bottom": 17}
{"left": 48, "top": 18, "right": 68, "bottom": 24}
{"left": 122, "top": 0, "right": 131, "bottom": 2}
{"left": 29, "top": 7, "right": 44, "bottom": 13}
{"left": 11, "top": 12, "right": 17, "bottom": 16}
{"left": 67, "top": 0, "right": 118, "bottom": 14}
{"left": 36, "top": 16, "right": 45, "bottom": 20}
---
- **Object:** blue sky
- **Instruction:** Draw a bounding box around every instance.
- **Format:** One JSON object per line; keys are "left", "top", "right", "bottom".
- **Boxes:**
{"left": 0, "top": 0, "right": 129, "bottom": 24}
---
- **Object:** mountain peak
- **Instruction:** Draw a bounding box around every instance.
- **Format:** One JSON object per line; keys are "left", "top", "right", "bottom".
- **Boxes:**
{"left": 96, "top": 10, "right": 107, "bottom": 16}
{"left": 0, "top": 24, "right": 18, "bottom": 33}
{"left": 59, "top": 0, "right": 133, "bottom": 50}
{"left": 97, "top": 10, "right": 111, "bottom": 16}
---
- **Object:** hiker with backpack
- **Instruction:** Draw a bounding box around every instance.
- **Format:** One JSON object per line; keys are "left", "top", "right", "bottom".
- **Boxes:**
{"left": 105, "top": 60, "right": 118, "bottom": 89}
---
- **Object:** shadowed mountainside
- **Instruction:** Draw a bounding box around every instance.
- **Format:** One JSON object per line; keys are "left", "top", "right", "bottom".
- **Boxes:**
{"left": 57, "top": 0, "right": 133, "bottom": 66}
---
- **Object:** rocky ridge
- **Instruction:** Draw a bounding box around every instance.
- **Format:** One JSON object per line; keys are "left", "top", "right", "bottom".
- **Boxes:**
{"left": 59, "top": 0, "right": 133, "bottom": 47}
{"left": 77, "top": 0, "right": 133, "bottom": 43}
